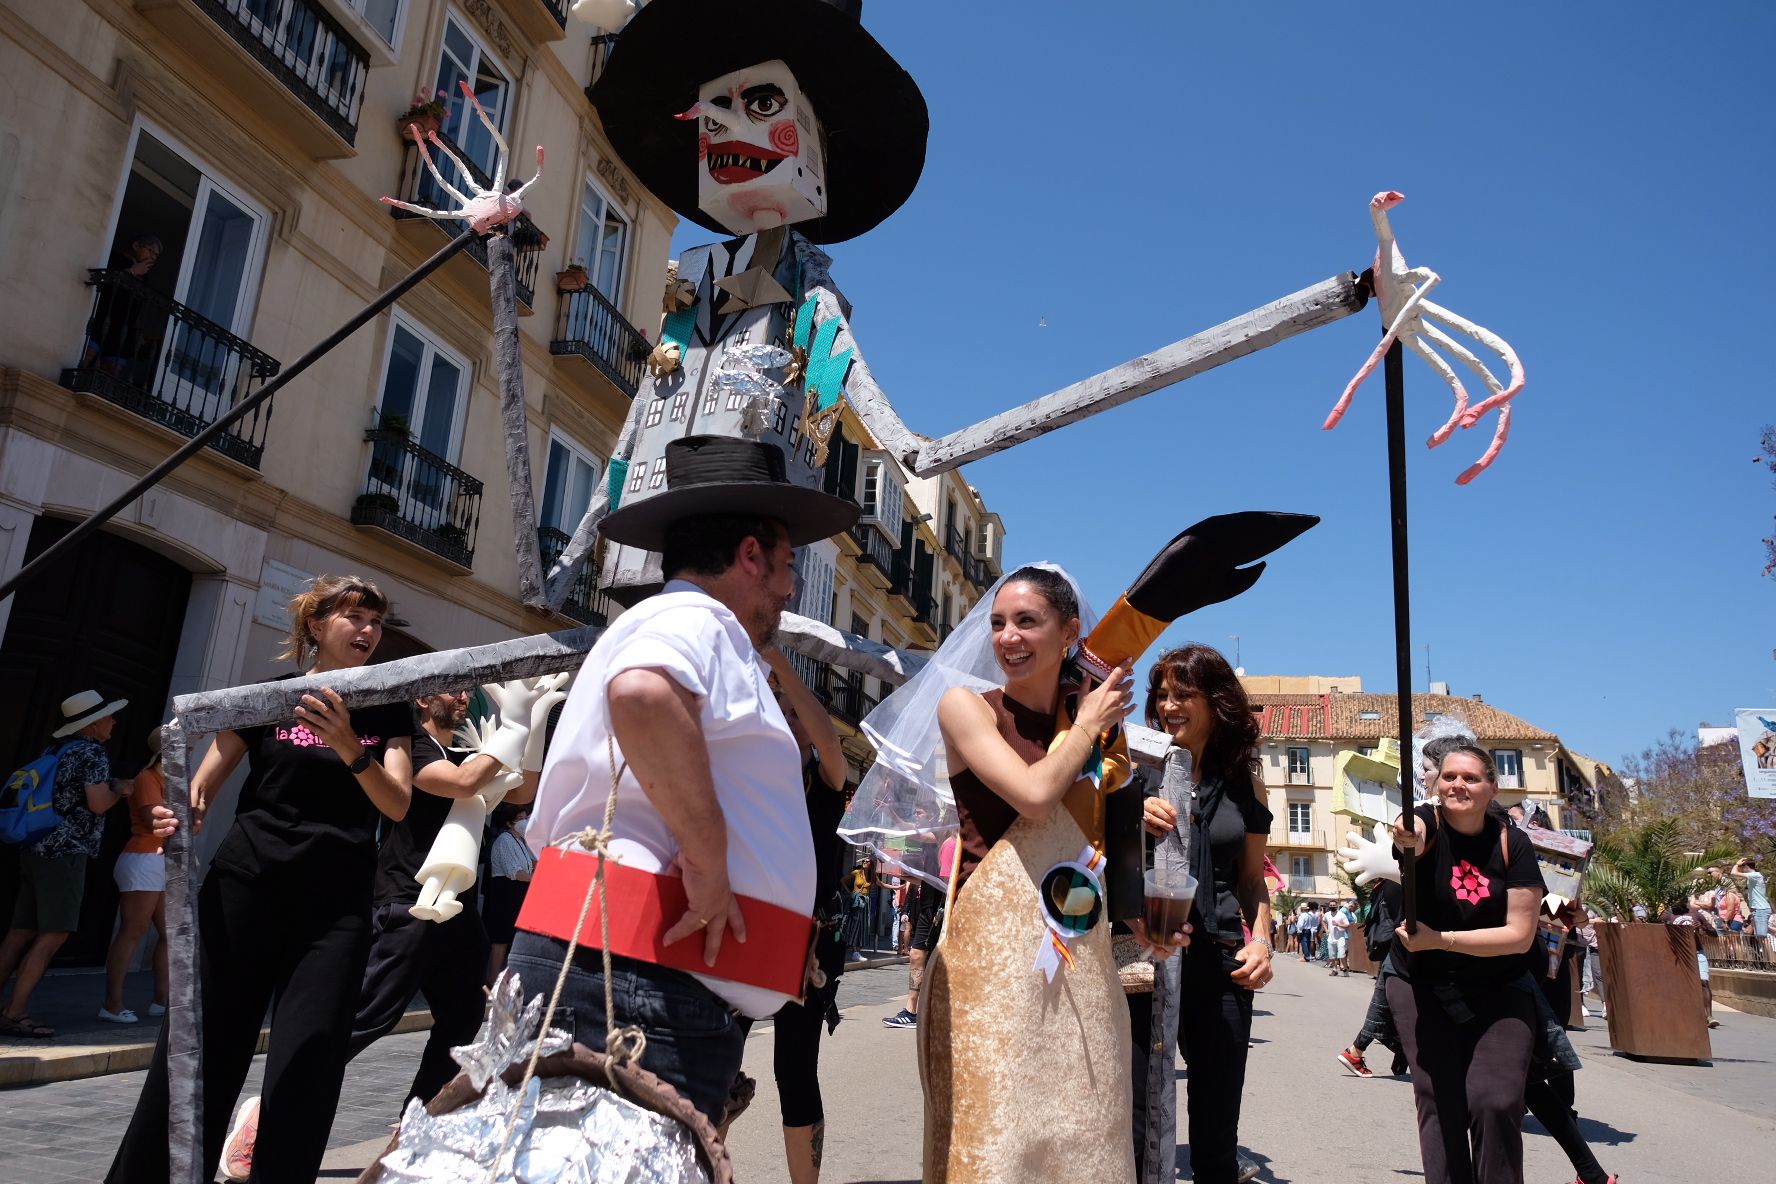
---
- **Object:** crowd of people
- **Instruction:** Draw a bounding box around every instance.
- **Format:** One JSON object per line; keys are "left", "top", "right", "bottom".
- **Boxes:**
{"left": 2, "top": 434, "right": 1768, "bottom": 1184}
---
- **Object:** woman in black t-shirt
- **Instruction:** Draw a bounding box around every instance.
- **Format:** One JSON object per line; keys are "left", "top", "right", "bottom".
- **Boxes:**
{"left": 1388, "top": 745, "right": 1545, "bottom": 1184}
{"left": 109, "top": 575, "right": 414, "bottom": 1184}
{"left": 1136, "top": 644, "right": 1274, "bottom": 1184}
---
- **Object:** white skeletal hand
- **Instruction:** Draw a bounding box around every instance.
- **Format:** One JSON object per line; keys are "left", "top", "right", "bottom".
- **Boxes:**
{"left": 1325, "top": 191, "right": 1525, "bottom": 485}
{"left": 381, "top": 81, "right": 542, "bottom": 234}
{"left": 520, "top": 671, "right": 572, "bottom": 772}
{"left": 1340, "top": 827, "right": 1402, "bottom": 886}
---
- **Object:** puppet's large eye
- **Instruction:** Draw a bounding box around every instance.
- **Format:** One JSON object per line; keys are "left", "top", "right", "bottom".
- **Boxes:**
{"left": 743, "top": 85, "right": 788, "bottom": 121}
{"left": 704, "top": 115, "right": 723, "bottom": 135}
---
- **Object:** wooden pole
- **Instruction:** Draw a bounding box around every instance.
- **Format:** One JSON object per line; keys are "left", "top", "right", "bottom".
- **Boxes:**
{"left": 1384, "top": 338, "right": 1418, "bottom": 932}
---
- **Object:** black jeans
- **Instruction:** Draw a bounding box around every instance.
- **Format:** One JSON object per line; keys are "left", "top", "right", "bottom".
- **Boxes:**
{"left": 347, "top": 899, "right": 490, "bottom": 1104}
{"left": 108, "top": 867, "right": 372, "bottom": 1184}
{"left": 1176, "top": 940, "right": 1255, "bottom": 1184}
{"left": 1387, "top": 974, "right": 1536, "bottom": 1184}
{"left": 508, "top": 932, "right": 748, "bottom": 1125}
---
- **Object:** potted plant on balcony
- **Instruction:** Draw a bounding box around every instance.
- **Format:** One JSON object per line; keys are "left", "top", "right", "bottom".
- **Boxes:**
{"left": 555, "top": 257, "right": 591, "bottom": 293}
{"left": 397, "top": 89, "right": 449, "bottom": 140}
{"left": 354, "top": 491, "right": 401, "bottom": 516}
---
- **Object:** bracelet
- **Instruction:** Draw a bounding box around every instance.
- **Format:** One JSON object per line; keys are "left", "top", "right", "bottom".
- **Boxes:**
{"left": 1443, "top": 930, "right": 1456, "bottom": 951}
{"left": 1255, "top": 937, "right": 1274, "bottom": 954}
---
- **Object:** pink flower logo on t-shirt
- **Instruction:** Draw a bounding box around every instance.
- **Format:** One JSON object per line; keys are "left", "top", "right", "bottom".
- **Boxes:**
{"left": 1451, "top": 860, "right": 1492, "bottom": 904}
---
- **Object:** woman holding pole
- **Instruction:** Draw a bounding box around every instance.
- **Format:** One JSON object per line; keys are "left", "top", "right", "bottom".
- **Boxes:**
{"left": 1388, "top": 745, "right": 1544, "bottom": 1184}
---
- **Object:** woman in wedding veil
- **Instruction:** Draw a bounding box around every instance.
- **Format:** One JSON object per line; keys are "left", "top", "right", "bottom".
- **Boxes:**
{"left": 840, "top": 563, "right": 1151, "bottom": 1184}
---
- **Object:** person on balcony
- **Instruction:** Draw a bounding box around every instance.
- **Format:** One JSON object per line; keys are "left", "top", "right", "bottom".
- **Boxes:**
{"left": 81, "top": 235, "right": 163, "bottom": 381}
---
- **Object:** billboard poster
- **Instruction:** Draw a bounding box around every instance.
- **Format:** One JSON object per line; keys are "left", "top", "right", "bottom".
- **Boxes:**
{"left": 1734, "top": 709, "right": 1776, "bottom": 799}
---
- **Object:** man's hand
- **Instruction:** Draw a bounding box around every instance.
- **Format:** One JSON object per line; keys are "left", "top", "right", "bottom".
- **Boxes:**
{"left": 662, "top": 853, "right": 748, "bottom": 967}
{"left": 1142, "top": 795, "right": 1178, "bottom": 837}
{"left": 1228, "top": 939, "right": 1274, "bottom": 989}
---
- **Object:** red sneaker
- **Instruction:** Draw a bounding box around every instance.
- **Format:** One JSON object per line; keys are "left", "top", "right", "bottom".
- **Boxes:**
{"left": 221, "top": 1094, "right": 259, "bottom": 1182}
{"left": 1334, "top": 1047, "right": 1373, "bottom": 1078}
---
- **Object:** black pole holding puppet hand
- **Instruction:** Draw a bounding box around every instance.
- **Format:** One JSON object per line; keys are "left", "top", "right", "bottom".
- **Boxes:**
{"left": 1383, "top": 337, "right": 1417, "bottom": 933}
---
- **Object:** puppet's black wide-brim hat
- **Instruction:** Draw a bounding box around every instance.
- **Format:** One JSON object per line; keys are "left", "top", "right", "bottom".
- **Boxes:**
{"left": 601, "top": 435, "right": 861, "bottom": 550}
{"left": 589, "top": 0, "right": 927, "bottom": 244}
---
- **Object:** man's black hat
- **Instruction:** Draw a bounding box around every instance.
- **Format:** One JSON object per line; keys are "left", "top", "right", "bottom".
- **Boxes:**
{"left": 600, "top": 435, "right": 861, "bottom": 550}
{"left": 589, "top": 0, "right": 928, "bottom": 244}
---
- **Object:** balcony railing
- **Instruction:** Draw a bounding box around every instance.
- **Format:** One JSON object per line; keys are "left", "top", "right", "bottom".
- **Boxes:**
{"left": 827, "top": 675, "right": 879, "bottom": 728}
{"left": 351, "top": 428, "right": 482, "bottom": 567}
{"left": 538, "top": 526, "right": 614, "bottom": 626}
{"left": 912, "top": 589, "right": 939, "bottom": 630}
{"left": 888, "top": 556, "right": 915, "bottom": 603}
{"left": 197, "top": 0, "right": 369, "bottom": 144}
{"left": 1287, "top": 875, "right": 1317, "bottom": 892}
{"left": 946, "top": 525, "right": 969, "bottom": 565}
{"left": 390, "top": 130, "right": 544, "bottom": 307}
{"left": 551, "top": 284, "right": 648, "bottom": 398}
{"left": 851, "top": 522, "right": 895, "bottom": 572}
{"left": 60, "top": 269, "right": 279, "bottom": 469}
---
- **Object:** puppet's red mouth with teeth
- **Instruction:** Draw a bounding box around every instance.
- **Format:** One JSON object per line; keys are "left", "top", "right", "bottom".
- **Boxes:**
{"left": 705, "top": 141, "right": 788, "bottom": 185}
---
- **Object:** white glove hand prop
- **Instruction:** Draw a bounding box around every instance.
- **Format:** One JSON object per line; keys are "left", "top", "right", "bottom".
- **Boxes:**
{"left": 457, "top": 709, "right": 529, "bottom": 774}
{"left": 1340, "top": 828, "right": 1402, "bottom": 886}
{"left": 412, "top": 795, "right": 490, "bottom": 922}
{"left": 522, "top": 672, "right": 572, "bottom": 772}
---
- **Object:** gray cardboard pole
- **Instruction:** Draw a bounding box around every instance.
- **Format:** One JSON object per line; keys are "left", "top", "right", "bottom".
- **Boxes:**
{"left": 488, "top": 231, "right": 547, "bottom": 609}
{"left": 161, "top": 722, "right": 201, "bottom": 1184}
{"left": 1142, "top": 950, "right": 1182, "bottom": 1184}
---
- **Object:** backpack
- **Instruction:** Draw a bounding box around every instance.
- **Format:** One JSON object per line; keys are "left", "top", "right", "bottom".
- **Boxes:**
{"left": 0, "top": 743, "right": 68, "bottom": 845}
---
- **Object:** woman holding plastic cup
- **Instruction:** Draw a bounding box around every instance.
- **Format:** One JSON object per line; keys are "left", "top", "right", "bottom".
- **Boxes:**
{"left": 1141, "top": 643, "right": 1274, "bottom": 1184}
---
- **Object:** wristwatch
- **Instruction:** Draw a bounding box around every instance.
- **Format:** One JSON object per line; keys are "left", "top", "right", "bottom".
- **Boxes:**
{"left": 347, "top": 751, "right": 373, "bottom": 775}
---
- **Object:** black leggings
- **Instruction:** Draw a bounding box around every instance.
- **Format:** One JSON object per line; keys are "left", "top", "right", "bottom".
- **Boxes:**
{"left": 1525, "top": 1070, "right": 1609, "bottom": 1184}
{"left": 108, "top": 867, "right": 372, "bottom": 1184}
{"left": 773, "top": 941, "right": 843, "bottom": 1127}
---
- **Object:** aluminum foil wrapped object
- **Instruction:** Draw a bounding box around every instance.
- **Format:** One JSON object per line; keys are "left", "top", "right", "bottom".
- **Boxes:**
{"left": 713, "top": 343, "right": 790, "bottom": 440}
{"left": 374, "top": 972, "right": 711, "bottom": 1184}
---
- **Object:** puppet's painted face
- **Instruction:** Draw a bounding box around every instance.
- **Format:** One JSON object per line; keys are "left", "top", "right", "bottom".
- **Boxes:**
{"left": 691, "top": 59, "right": 826, "bottom": 234}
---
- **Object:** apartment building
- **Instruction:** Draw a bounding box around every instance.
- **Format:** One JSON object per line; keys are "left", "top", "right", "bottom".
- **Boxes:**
{"left": 1247, "top": 677, "right": 1602, "bottom": 899}
{"left": 0, "top": 1, "right": 668, "bottom": 960}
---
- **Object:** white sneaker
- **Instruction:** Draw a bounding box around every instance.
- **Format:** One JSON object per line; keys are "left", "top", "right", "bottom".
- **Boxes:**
{"left": 222, "top": 1095, "right": 259, "bottom": 1182}
{"left": 1581, "top": 1005, "right": 1593, "bottom": 1018}
{"left": 97, "top": 1007, "right": 139, "bottom": 1024}
{"left": 148, "top": 1002, "right": 167, "bottom": 1017}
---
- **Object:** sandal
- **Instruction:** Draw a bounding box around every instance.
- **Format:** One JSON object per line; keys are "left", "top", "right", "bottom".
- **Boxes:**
{"left": 0, "top": 1013, "right": 55, "bottom": 1037}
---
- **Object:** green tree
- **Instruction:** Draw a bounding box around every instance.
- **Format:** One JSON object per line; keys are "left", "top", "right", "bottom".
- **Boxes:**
{"left": 1609, "top": 729, "right": 1776, "bottom": 858}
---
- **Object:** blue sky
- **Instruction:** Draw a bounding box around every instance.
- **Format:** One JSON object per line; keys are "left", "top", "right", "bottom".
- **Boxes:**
{"left": 673, "top": 3, "right": 1775, "bottom": 766}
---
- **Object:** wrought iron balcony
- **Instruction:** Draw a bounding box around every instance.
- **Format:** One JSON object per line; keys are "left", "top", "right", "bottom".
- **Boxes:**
{"left": 851, "top": 522, "right": 895, "bottom": 572}
{"left": 389, "top": 130, "right": 544, "bottom": 308}
{"left": 887, "top": 555, "right": 915, "bottom": 603}
{"left": 351, "top": 428, "right": 482, "bottom": 568}
{"left": 550, "top": 284, "right": 648, "bottom": 398}
{"left": 827, "top": 674, "right": 878, "bottom": 729}
{"left": 60, "top": 268, "right": 279, "bottom": 469}
{"left": 912, "top": 589, "right": 939, "bottom": 630}
{"left": 946, "top": 525, "right": 969, "bottom": 565}
{"left": 192, "top": 0, "right": 369, "bottom": 145}
{"left": 538, "top": 526, "right": 614, "bottom": 626}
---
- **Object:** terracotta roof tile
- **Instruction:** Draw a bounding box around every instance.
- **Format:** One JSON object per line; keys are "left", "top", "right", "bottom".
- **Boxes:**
{"left": 1248, "top": 694, "right": 1331, "bottom": 739}
{"left": 1322, "top": 693, "right": 1557, "bottom": 742}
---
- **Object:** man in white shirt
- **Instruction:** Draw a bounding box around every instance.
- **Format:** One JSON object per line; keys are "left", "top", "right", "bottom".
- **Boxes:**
{"left": 514, "top": 436, "right": 858, "bottom": 1125}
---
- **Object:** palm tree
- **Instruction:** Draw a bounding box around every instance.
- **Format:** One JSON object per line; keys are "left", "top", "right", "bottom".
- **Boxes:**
{"left": 1586, "top": 819, "right": 1735, "bottom": 920}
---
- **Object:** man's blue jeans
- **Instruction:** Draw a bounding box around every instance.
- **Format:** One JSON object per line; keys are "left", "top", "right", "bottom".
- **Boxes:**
{"left": 508, "top": 933, "right": 747, "bottom": 1125}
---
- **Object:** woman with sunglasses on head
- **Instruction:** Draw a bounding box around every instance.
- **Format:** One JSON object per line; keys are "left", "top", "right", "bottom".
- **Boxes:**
{"left": 109, "top": 574, "right": 417, "bottom": 1184}
{"left": 1389, "top": 745, "right": 1546, "bottom": 1184}
{"left": 1137, "top": 644, "right": 1274, "bottom": 1184}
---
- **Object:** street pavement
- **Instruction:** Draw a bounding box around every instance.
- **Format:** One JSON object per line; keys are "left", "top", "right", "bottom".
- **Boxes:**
{"left": 6, "top": 954, "right": 1773, "bottom": 1182}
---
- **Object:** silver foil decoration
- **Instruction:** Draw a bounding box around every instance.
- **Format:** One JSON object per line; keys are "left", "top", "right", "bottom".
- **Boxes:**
{"left": 713, "top": 343, "right": 791, "bottom": 440}
{"left": 377, "top": 972, "right": 710, "bottom": 1184}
